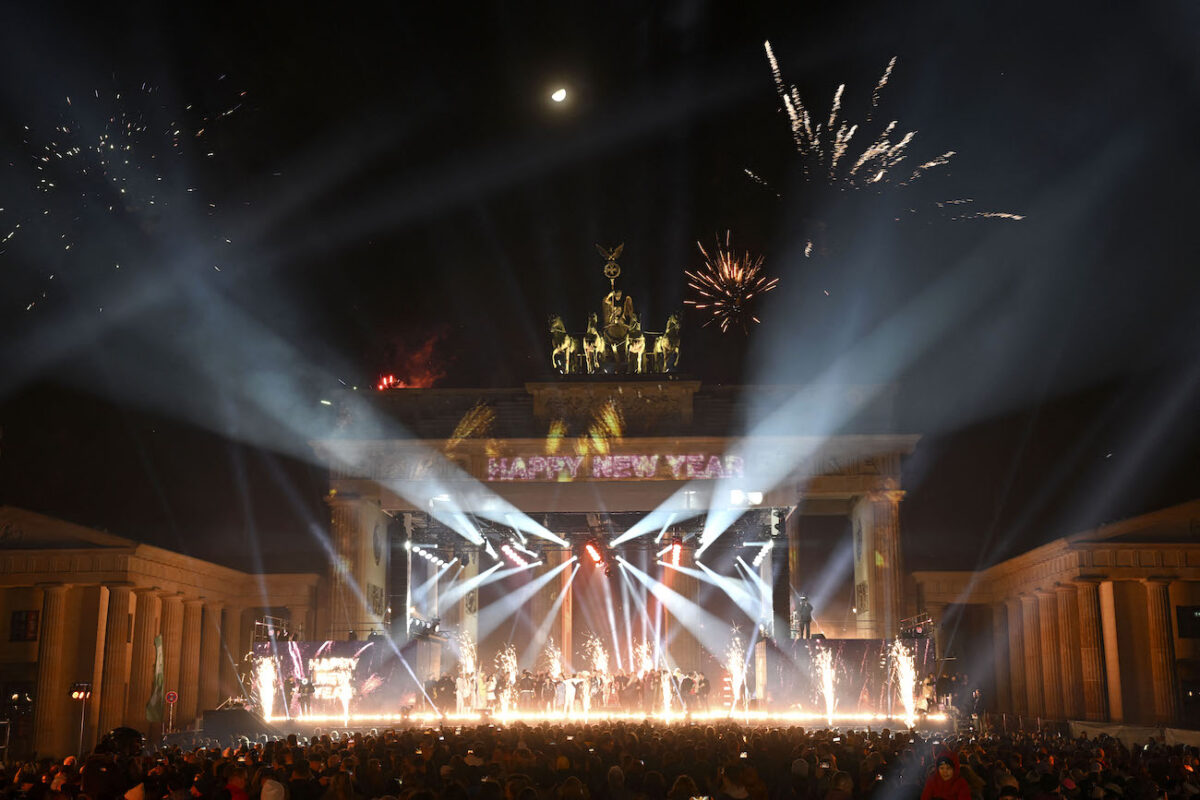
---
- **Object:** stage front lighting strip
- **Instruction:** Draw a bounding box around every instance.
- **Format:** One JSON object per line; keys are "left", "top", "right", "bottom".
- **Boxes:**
{"left": 262, "top": 709, "right": 951, "bottom": 727}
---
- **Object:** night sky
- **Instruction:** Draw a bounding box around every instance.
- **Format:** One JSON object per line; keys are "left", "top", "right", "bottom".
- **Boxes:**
{"left": 1, "top": 2, "right": 1198, "bottom": 575}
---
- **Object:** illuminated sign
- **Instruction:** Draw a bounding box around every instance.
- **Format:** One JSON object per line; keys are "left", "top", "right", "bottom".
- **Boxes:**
{"left": 486, "top": 453, "right": 744, "bottom": 482}
{"left": 309, "top": 656, "right": 358, "bottom": 700}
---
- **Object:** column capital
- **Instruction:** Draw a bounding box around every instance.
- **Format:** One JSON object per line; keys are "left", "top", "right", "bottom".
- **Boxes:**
{"left": 183, "top": 597, "right": 204, "bottom": 608}
{"left": 35, "top": 582, "right": 71, "bottom": 592}
{"left": 133, "top": 586, "right": 162, "bottom": 596}
{"left": 866, "top": 488, "right": 905, "bottom": 504}
{"left": 1141, "top": 576, "right": 1176, "bottom": 586}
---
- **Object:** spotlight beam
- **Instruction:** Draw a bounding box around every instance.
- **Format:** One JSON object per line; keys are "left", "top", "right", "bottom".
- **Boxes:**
{"left": 521, "top": 564, "right": 580, "bottom": 667}
{"left": 476, "top": 558, "right": 574, "bottom": 641}
{"left": 439, "top": 561, "right": 504, "bottom": 608}
{"left": 616, "top": 556, "right": 737, "bottom": 662}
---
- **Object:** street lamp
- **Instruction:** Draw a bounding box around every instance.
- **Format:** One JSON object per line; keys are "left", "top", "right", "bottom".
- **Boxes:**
{"left": 69, "top": 682, "right": 91, "bottom": 759}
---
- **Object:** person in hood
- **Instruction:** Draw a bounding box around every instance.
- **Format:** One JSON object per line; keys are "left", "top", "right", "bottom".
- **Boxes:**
{"left": 922, "top": 751, "right": 971, "bottom": 800}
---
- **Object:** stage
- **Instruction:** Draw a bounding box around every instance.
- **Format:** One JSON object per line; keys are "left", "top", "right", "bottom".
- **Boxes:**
{"left": 247, "top": 635, "right": 943, "bottom": 733}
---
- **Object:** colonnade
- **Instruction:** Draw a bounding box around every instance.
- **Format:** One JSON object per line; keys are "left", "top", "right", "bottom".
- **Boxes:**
{"left": 30, "top": 582, "right": 310, "bottom": 757}
{"left": 996, "top": 578, "right": 1180, "bottom": 724}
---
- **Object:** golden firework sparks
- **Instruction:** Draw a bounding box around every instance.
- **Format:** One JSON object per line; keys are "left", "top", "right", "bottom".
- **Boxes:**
{"left": 684, "top": 232, "right": 779, "bottom": 334}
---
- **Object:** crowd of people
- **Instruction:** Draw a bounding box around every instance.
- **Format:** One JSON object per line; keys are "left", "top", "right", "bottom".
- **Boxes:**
{"left": 3, "top": 721, "right": 1198, "bottom": 800}
{"left": 425, "top": 670, "right": 714, "bottom": 715}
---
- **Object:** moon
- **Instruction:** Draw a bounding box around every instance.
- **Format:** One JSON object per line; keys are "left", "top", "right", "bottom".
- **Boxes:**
{"left": 551, "top": 88, "right": 567, "bottom": 103}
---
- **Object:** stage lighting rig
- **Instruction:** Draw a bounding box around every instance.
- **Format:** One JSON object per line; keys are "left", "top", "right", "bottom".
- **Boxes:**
{"left": 409, "top": 615, "right": 447, "bottom": 642}
{"left": 669, "top": 536, "right": 682, "bottom": 566}
{"left": 585, "top": 540, "right": 603, "bottom": 564}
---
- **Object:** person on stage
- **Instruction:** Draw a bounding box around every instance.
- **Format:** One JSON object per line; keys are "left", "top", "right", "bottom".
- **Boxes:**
{"left": 455, "top": 671, "right": 470, "bottom": 714}
{"left": 680, "top": 671, "right": 695, "bottom": 712}
{"left": 797, "top": 596, "right": 814, "bottom": 639}
{"left": 518, "top": 670, "right": 536, "bottom": 711}
{"left": 697, "top": 672, "right": 710, "bottom": 711}
{"left": 564, "top": 674, "right": 577, "bottom": 714}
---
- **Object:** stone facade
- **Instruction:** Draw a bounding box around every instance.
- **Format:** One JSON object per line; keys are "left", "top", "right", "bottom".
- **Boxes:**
{"left": 913, "top": 499, "right": 1200, "bottom": 726}
{"left": 0, "top": 507, "right": 319, "bottom": 758}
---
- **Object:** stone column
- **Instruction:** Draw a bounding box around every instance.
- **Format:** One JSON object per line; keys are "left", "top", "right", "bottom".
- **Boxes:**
{"left": 125, "top": 588, "right": 161, "bottom": 729}
{"left": 1056, "top": 585, "right": 1084, "bottom": 720}
{"left": 672, "top": 548, "right": 701, "bottom": 672}
{"left": 160, "top": 595, "right": 184, "bottom": 706}
{"left": 283, "top": 604, "right": 306, "bottom": 639}
{"left": 991, "top": 604, "right": 1011, "bottom": 712}
{"left": 560, "top": 550, "right": 574, "bottom": 672}
{"left": 1098, "top": 581, "right": 1123, "bottom": 721}
{"left": 198, "top": 602, "right": 225, "bottom": 713}
{"left": 1019, "top": 594, "right": 1044, "bottom": 717}
{"left": 33, "top": 584, "right": 70, "bottom": 758}
{"left": 1037, "top": 591, "right": 1064, "bottom": 719}
{"left": 1006, "top": 598, "right": 1027, "bottom": 716}
{"left": 178, "top": 599, "right": 203, "bottom": 724}
{"left": 1075, "top": 579, "right": 1109, "bottom": 721}
{"left": 98, "top": 585, "right": 133, "bottom": 735}
{"left": 869, "top": 489, "right": 905, "bottom": 639}
{"left": 219, "top": 605, "right": 244, "bottom": 701}
{"left": 1143, "top": 579, "right": 1180, "bottom": 725}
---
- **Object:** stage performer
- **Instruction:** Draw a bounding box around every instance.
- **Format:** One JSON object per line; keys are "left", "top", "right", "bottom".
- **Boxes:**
{"left": 797, "top": 596, "right": 813, "bottom": 639}
{"left": 921, "top": 751, "right": 971, "bottom": 800}
{"left": 580, "top": 672, "right": 592, "bottom": 714}
{"left": 680, "top": 672, "right": 695, "bottom": 712}
{"left": 455, "top": 672, "right": 470, "bottom": 714}
{"left": 554, "top": 675, "right": 566, "bottom": 713}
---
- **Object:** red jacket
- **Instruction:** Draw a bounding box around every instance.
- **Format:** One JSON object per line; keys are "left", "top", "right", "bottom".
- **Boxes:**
{"left": 921, "top": 750, "right": 971, "bottom": 800}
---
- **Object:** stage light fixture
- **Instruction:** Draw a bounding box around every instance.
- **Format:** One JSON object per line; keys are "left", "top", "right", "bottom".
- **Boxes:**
{"left": 500, "top": 543, "right": 529, "bottom": 567}
{"left": 670, "top": 537, "right": 682, "bottom": 566}
{"left": 585, "top": 541, "right": 603, "bottom": 564}
{"left": 752, "top": 539, "right": 774, "bottom": 567}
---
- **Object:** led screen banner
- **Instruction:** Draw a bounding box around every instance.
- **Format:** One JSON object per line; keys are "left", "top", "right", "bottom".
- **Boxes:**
{"left": 486, "top": 453, "right": 744, "bottom": 482}
{"left": 250, "top": 639, "right": 424, "bottom": 720}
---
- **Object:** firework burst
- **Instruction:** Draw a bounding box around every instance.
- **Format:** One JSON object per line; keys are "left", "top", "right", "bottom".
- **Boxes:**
{"left": 764, "top": 42, "right": 944, "bottom": 189}
{"left": 685, "top": 232, "right": 778, "bottom": 334}
{"left": 757, "top": 41, "right": 1022, "bottom": 246}
{"left": 0, "top": 79, "right": 250, "bottom": 313}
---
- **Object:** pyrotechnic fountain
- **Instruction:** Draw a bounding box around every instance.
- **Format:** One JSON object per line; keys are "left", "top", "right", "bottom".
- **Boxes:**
{"left": 457, "top": 632, "right": 477, "bottom": 677}
{"left": 496, "top": 644, "right": 518, "bottom": 714}
{"left": 542, "top": 638, "right": 562, "bottom": 681}
{"left": 255, "top": 657, "right": 277, "bottom": 720}
{"left": 890, "top": 639, "right": 918, "bottom": 728}
{"left": 726, "top": 632, "right": 748, "bottom": 715}
{"left": 634, "top": 640, "right": 654, "bottom": 676}
{"left": 814, "top": 647, "right": 836, "bottom": 726}
{"left": 585, "top": 633, "right": 609, "bottom": 675}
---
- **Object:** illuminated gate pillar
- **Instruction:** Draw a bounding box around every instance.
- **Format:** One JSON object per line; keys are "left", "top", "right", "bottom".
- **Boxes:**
{"left": 454, "top": 555, "right": 479, "bottom": 666}
{"left": 560, "top": 549, "right": 574, "bottom": 673}
{"left": 326, "top": 493, "right": 389, "bottom": 638}
{"left": 787, "top": 500, "right": 804, "bottom": 638}
{"left": 671, "top": 549, "right": 701, "bottom": 672}
{"left": 851, "top": 488, "right": 905, "bottom": 639}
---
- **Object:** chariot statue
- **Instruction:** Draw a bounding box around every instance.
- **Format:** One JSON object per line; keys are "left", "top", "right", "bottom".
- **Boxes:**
{"left": 548, "top": 244, "right": 680, "bottom": 375}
